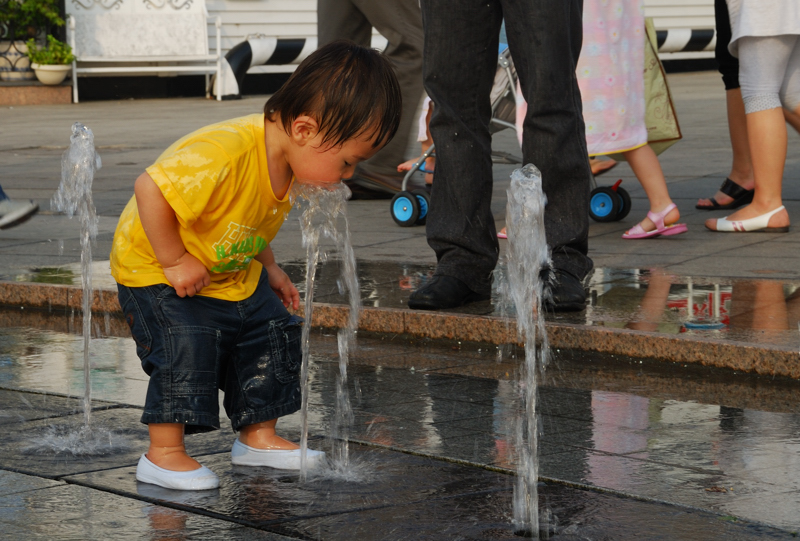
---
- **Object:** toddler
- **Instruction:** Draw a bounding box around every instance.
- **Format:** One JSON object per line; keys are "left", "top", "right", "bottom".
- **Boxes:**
{"left": 111, "top": 40, "right": 401, "bottom": 491}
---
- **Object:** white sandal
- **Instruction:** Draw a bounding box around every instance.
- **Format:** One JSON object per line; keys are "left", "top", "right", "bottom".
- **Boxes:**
{"left": 709, "top": 205, "right": 789, "bottom": 232}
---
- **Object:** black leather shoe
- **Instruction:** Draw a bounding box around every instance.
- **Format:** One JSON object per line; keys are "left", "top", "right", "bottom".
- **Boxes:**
{"left": 408, "top": 275, "right": 490, "bottom": 310}
{"left": 544, "top": 269, "right": 587, "bottom": 312}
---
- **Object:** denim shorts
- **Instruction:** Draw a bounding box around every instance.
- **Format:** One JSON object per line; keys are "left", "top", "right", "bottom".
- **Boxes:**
{"left": 117, "top": 268, "right": 303, "bottom": 434}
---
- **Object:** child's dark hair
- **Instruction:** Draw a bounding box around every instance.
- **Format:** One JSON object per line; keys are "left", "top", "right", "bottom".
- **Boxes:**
{"left": 264, "top": 40, "right": 402, "bottom": 149}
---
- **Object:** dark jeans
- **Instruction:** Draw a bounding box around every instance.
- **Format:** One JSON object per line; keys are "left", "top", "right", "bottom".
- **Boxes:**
{"left": 421, "top": 0, "right": 593, "bottom": 294}
{"left": 117, "top": 269, "right": 302, "bottom": 434}
{"left": 318, "top": 0, "right": 425, "bottom": 177}
{"left": 715, "top": 0, "right": 740, "bottom": 90}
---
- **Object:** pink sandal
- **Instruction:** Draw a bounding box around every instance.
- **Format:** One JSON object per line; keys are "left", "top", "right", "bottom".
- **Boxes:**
{"left": 622, "top": 203, "right": 688, "bottom": 239}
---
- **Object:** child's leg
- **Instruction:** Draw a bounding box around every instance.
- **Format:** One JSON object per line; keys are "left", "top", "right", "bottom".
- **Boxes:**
{"left": 422, "top": 102, "right": 434, "bottom": 185}
{"left": 225, "top": 270, "right": 305, "bottom": 448}
{"left": 397, "top": 101, "right": 435, "bottom": 184}
{"left": 117, "top": 283, "right": 228, "bottom": 472}
{"left": 147, "top": 423, "right": 202, "bottom": 471}
{"left": 623, "top": 144, "right": 680, "bottom": 231}
{"left": 239, "top": 418, "right": 297, "bottom": 450}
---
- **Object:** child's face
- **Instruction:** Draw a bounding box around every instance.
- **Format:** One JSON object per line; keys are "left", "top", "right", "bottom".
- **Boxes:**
{"left": 292, "top": 128, "right": 382, "bottom": 186}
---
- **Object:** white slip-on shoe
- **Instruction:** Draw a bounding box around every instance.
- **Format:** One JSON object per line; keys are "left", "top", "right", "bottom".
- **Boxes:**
{"left": 136, "top": 454, "right": 219, "bottom": 491}
{"left": 231, "top": 439, "right": 326, "bottom": 470}
{"left": 710, "top": 205, "right": 789, "bottom": 233}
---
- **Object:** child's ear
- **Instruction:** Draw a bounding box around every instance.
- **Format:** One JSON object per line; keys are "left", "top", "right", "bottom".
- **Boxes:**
{"left": 290, "top": 115, "right": 319, "bottom": 146}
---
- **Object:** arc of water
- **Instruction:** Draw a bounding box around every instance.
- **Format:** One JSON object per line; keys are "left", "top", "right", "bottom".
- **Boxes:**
{"left": 52, "top": 123, "right": 100, "bottom": 429}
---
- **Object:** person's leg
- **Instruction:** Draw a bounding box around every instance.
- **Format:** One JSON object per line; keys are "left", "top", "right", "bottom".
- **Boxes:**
{"left": 502, "top": 0, "right": 593, "bottom": 280}
{"left": 706, "top": 36, "right": 794, "bottom": 231}
{"left": 118, "top": 283, "right": 230, "bottom": 486}
{"left": 623, "top": 144, "right": 681, "bottom": 233}
{"left": 224, "top": 270, "right": 303, "bottom": 442}
{"left": 317, "top": 0, "right": 371, "bottom": 47}
{"left": 784, "top": 107, "right": 800, "bottom": 133}
{"left": 346, "top": 0, "right": 426, "bottom": 181}
{"left": 696, "top": 88, "right": 755, "bottom": 208}
{"left": 780, "top": 35, "right": 800, "bottom": 118}
{"left": 415, "top": 0, "right": 503, "bottom": 296}
{"left": 696, "top": 0, "right": 754, "bottom": 209}
{"left": 147, "top": 423, "right": 201, "bottom": 471}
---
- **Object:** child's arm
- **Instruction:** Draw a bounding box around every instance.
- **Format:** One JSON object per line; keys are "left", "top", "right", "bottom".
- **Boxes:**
{"left": 134, "top": 172, "right": 211, "bottom": 298}
{"left": 254, "top": 246, "right": 300, "bottom": 310}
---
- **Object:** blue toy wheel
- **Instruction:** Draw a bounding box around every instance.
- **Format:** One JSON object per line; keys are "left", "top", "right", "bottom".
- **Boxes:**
{"left": 616, "top": 186, "right": 632, "bottom": 220}
{"left": 411, "top": 189, "right": 430, "bottom": 226}
{"left": 589, "top": 187, "right": 621, "bottom": 222}
{"left": 391, "top": 191, "right": 420, "bottom": 227}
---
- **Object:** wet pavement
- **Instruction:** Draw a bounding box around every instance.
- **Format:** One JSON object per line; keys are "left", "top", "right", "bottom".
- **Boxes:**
{"left": 2, "top": 70, "right": 800, "bottom": 538}
{"left": 1, "top": 327, "right": 800, "bottom": 538}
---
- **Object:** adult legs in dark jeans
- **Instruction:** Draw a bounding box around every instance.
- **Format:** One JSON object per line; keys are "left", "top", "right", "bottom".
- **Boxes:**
{"left": 318, "top": 0, "right": 426, "bottom": 195}
{"left": 409, "top": 0, "right": 592, "bottom": 311}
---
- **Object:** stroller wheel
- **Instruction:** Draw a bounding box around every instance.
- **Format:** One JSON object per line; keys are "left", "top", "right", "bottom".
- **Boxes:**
{"left": 411, "top": 189, "right": 430, "bottom": 226}
{"left": 589, "top": 187, "right": 621, "bottom": 222}
{"left": 615, "top": 186, "right": 632, "bottom": 221}
{"left": 391, "top": 191, "right": 420, "bottom": 227}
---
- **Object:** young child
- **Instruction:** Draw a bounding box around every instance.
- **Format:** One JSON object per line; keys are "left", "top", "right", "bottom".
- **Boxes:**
{"left": 110, "top": 40, "right": 401, "bottom": 491}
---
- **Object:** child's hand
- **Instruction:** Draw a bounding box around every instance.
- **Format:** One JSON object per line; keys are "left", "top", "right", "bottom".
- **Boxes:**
{"left": 163, "top": 252, "right": 211, "bottom": 298}
{"left": 266, "top": 263, "right": 300, "bottom": 310}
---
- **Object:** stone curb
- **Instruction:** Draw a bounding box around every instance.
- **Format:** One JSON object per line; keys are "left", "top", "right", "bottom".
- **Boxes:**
{"left": 2, "top": 281, "right": 797, "bottom": 379}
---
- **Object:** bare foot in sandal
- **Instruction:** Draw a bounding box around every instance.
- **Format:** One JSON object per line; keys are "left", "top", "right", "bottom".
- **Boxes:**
{"left": 696, "top": 176, "right": 754, "bottom": 210}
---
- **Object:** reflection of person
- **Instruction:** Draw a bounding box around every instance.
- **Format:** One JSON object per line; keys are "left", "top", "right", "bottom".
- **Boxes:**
{"left": 110, "top": 41, "right": 402, "bottom": 490}
{"left": 410, "top": 0, "right": 593, "bottom": 312}
{"left": 318, "top": 0, "right": 427, "bottom": 198}
{"left": 0, "top": 185, "right": 38, "bottom": 230}
{"left": 728, "top": 280, "right": 800, "bottom": 340}
{"left": 625, "top": 269, "right": 675, "bottom": 332}
{"left": 705, "top": 0, "right": 800, "bottom": 232}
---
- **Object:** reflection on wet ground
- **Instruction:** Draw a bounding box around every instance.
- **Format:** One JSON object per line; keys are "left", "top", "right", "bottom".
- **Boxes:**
{"left": 1, "top": 326, "right": 799, "bottom": 538}
{"left": 6, "top": 260, "right": 800, "bottom": 351}
{"left": 279, "top": 260, "right": 800, "bottom": 349}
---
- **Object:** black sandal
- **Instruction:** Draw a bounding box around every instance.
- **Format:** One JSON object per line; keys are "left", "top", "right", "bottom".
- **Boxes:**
{"left": 695, "top": 178, "right": 754, "bottom": 210}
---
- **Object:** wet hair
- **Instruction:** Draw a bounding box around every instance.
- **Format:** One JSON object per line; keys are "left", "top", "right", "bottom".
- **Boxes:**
{"left": 264, "top": 40, "right": 402, "bottom": 149}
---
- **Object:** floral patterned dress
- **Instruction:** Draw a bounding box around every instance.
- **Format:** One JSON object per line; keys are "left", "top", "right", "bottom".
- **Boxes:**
{"left": 577, "top": 0, "right": 647, "bottom": 156}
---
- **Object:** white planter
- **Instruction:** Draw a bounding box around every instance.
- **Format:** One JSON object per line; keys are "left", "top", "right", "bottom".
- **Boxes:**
{"left": 0, "top": 40, "right": 35, "bottom": 81}
{"left": 31, "top": 63, "right": 71, "bottom": 85}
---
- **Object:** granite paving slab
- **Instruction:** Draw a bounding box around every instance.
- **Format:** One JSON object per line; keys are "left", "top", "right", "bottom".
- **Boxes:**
{"left": 0, "top": 408, "right": 238, "bottom": 479}
{"left": 0, "top": 483, "right": 292, "bottom": 540}
{"left": 0, "top": 388, "right": 118, "bottom": 426}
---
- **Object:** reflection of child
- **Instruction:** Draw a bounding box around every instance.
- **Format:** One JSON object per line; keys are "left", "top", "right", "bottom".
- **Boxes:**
{"left": 110, "top": 41, "right": 401, "bottom": 491}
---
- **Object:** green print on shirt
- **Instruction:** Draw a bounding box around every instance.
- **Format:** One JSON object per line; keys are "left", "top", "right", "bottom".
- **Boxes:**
{"left": 211, "top": 234, "right": 267, "bottom": 273}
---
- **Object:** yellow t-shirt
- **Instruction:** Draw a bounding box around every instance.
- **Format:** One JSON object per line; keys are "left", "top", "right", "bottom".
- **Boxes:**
{"left": 110, "top": 114, "right": 293, "bottom": 301}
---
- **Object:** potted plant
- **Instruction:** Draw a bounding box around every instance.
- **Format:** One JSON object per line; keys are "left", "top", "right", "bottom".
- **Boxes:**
{"left": 26, "top": 34, "right": 73, "bottom": 84}
{"left": 0, "top": 0, "right": 64, "bottom": 81}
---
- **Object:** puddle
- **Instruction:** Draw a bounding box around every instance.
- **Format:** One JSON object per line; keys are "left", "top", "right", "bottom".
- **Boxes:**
{"left": 1, "top": 325, "right": 800, "bottom": 533}
{"left": 6, "top": 262, "right": 800, "bottom": 350}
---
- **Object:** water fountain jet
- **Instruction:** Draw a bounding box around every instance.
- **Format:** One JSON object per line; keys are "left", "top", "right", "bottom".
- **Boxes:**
{"left": 502, "top": 164, "right": 551, "bottom": 537}
{"left": 292, "top": 182, "right": 360, "bottom": 482}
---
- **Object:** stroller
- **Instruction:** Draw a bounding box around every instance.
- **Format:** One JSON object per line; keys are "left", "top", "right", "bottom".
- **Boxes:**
{"left": 390, "top": 44, "right": 521, "bottom": 227}
{"left": 390, "top": 43, "right": 634, "bottom": 227}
